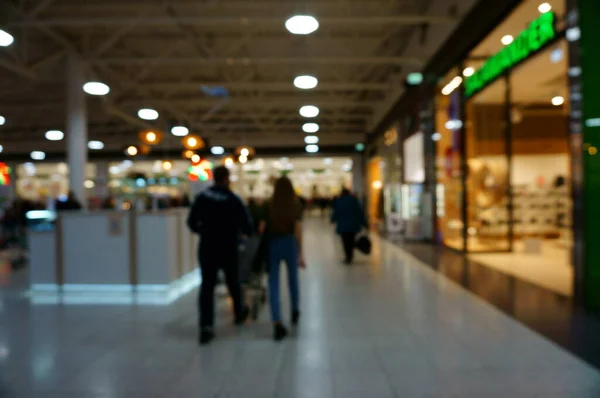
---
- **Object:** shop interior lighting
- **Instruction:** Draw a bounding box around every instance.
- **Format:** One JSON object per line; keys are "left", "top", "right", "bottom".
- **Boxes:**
{"left": 566, "top": 27, "right": 581, "bottom": 42}
{"left": 569, "top": 66, "right": 582, "bottom": 77}
{"left": 432, "top": 132, "right": 442, "bottom": 141}
{"left": 304, "top": 135, "right": 319, "bottom": 144}
{"left": 211, "top": 146, "right": 225, "bottom": 155}
{"left": 538, "top": 3, "right": 552, "bottom": 13}
{"left": 184, "top": 150, "right": 195, "bottom": 159}
{"left": 83, "top": 82, "right": 110, "bottom": 96}
{"left": 0, "top": 145, "right": 3, "bottom": 153}
{"left": 88, "top": 140, "right": 104, "bottom": 150}
{"left": 171, "top": 126, "right": 189, "bottom": 136}
{"left": 501, "top": 35, "right": 514, "bottom": 45}
{"left": 285, "top": 15, "right": 319, "bottom": 35}
{"left": 0, "top": 29, "right": 14, "bottom": 47}
{"left": 31, "top": 151, "right": 46, "bottom": 160}
{"left": 355, "top": 143, "right": 365, "bottom": 152}
{"left": 585, "top": 118, "right": 600, "bottom": 127}
{"left": 305, "top": 144, "right": 319, "bottom": 153}
{"left": 299, "top": 105, "right": 319, "bottom": 118}
{"left": 239, "top": 155, "right": 248, "bottom": 164}
{"left": 445, "top": 119, "right": 463, "bottom": 130}
{"left": 552, "top": 96, "right": 565, "bottom": 106}
{"left": 550, "top": 48, "right": 563, "bottom": 63}
{"left": 45, "top": 130, "right": 64, "bottom": 141}
{"left": 406, "top": 73, "right": 423, "bottom": 85}
{"left": 324, "top": 158, "right": 333, "bottom": 165}
{"left": 162, "top": 161, "right": 173, "bottom": 171}
{"left": 84, "top": 180, "right": 95, "bottom": 189}
{"left": 146, "top": 131, "right": 157, "bottom": 143}
{"left": 0, "top": 116, "right": 5, "bottom": 126}
{"left": 224, "top": 157, "right": 234, "bottom": 167}
{"left": 126, "top": 146, "right": 138, "bottom": 156}
{"left": 372, "top": 180, "right": 383, "bottom": 190}
{"left": 137, "top": 108, "right": 159, "bottom": 121}
{"left": 294, "top": 75, "right": 318, "bottom": 89}
{"left": 302, "top": 123, "right": 319, "bottom": 133}
{"left": 191, "top": 154, "right": 201, "bottom": 163}
{"left": 441, "top": 76, "right": 463, "bottom": 96}
{"left": 463, "top": 67, "right": 475, "bottom": 77}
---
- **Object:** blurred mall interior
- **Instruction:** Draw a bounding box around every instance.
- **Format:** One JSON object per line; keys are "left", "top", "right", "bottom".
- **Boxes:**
{"left": 2, "top": 0, "right": 600, "bottom": 397}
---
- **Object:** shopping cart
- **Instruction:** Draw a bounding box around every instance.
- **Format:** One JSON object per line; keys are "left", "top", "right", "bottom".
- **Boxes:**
{"left": 239, "top": 235, "right": 268, "bottom": 320}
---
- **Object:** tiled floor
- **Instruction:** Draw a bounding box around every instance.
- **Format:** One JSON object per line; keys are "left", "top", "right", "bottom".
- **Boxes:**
{"left": 2, "top": 220, "right": 600, "bottom": 397}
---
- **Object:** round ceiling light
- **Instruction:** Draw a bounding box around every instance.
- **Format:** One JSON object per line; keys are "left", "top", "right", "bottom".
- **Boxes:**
{"left": 294, "top": 75, "right": 318, "bottom": 90}
{"left": 304, "top": 135, "right": 319, "bottom": 144}
{"left": 0, "top": 116, "right": 5, "bottom": 125}
{"left": 299, "top": 105, "right": 319, "bottom": 118}
{"left": 31, "top": 151, "right": 46, "bottom": 160}
{"left": 463, "top": 67, "right": 475, "bottom": 77}
{"left": 191, "top": 154, "right": 201, "bottom": 163}
{"left": 126, "top": 146, "right": 138, "bottom": 156}
{"left": 538, "top": 3, "right": 552, "bottom": 13}
{"left": 305, "top": 144, "right": 319, "bottom": 154}
{"left": 211, "top": 146, "right": 225, "bottom": 155}
{"left": 552, "top": 96, "right": 565, "bottom": 106}
{"left": 0, "top": 145, "right": 3, "bottom": 153}
{"left": 88, "top": 140, "right": 104, "bottom": 150}
{"left": 137, "top": 108, "right": 159, "bottom": 120}
{"left": 501, "top": 35, "right": 514, "bottom": 45}
{"left": 285, "top": 15, "right": 319, "bottom": 35}
{"left": 45, "top": 130, "right": 64, "bottom": 141}
{"left": 302, "top": 123, "right": 319, "bottom": 133}
{"left": 83, "top": 82, "right": 110, "bottom": 96}
{"left": 162, "top": 161, "right": 173, "bottom": 171}
{"left": 0, "top": 29, "right": 14, "bottom": 47}
{"left": 171, "top": 126, "right": 189, "bottom": 136}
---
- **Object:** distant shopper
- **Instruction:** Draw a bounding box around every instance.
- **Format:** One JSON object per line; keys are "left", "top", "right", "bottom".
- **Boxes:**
{"left": 187, "top": 166, "right": 253, "bottom": 345}
{"left": 56, "top": 191, "right": 82, "bottom": 212}
{"left": 331, "top": 188, "right": 367, "bottom": 265}
{"left": 267, "top": 177, "right": 304, "bottom": 341}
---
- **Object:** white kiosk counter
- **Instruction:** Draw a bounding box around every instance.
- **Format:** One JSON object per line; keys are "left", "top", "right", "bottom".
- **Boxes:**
{"left": 29, "top": 209, "right": 199, "bottom": 305}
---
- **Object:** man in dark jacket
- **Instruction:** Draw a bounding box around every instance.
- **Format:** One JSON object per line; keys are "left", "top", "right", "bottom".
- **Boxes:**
{"left": 187, "top": 166, "right": 253, "bottom": 345}
{"left": 331, "top": 188, "right": 367, "bottom": 265}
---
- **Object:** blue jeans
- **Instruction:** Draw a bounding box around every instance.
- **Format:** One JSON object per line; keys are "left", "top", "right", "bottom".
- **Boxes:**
{"left": 268, "top": 235, "right": 299, "bottom": 323}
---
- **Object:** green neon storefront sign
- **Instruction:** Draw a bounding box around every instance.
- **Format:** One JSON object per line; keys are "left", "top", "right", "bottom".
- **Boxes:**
{"left": 465, "top": 12, "right": 557, "bottom": 98}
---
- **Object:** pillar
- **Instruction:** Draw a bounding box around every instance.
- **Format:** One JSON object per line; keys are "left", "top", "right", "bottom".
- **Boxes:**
{"left": 66, "top": 53, "right": 87, "bottom": 205}
{"left": 352, "top": 154, "right": 365, "bottom": 204}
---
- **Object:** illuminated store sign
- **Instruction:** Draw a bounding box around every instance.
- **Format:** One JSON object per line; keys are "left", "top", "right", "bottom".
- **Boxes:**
{"left": 465, "top": 12, "right": 557, "bottom": 98}
{"left": 0, "top": 163, "right": 11, "bottom": 186}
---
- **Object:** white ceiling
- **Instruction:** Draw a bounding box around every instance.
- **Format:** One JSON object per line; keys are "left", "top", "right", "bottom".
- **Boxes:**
{"left": 0, "top": 0, "right": 476, "bottom": 156}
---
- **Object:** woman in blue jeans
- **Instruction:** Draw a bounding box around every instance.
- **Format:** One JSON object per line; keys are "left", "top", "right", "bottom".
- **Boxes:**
{"left": 266, "top": 177, "right": 304, "bottom": 341}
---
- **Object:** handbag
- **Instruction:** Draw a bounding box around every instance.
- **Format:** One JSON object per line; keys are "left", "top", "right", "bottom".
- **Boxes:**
{"left": 355, "top": 235, "right": 372, "bottom": 255}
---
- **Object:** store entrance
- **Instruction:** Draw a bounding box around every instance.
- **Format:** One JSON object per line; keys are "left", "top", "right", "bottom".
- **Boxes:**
{"left": 466, "top": 39, "right": 572, "bottom": 296}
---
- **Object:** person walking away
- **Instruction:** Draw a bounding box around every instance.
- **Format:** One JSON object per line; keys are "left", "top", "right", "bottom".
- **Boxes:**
{"left": 187, "top": 166, "right": 253, "bottom": 345}
{"left": 331, "top": 188, "right": 367, "bottom": 265}
{"left": 267, "top": 177, "right": 304, "bottom": 341}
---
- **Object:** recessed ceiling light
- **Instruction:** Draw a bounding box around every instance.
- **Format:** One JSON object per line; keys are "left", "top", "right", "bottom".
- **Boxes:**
{"left": 294, "top": 75, "right": 318, "bottom": 90}
{"left": 552, "top": 96, "right": 565, "bottom": 106}
{"left": 31, "top": 151, "right": 46, "bottom": 160}
{"left": 285, "top": 15, "right": 319, "bottom": 35}
{"left": 88, "top": 140, "right": 104, "bottom": 150}
{"left": 0, "top": 29, "right": 14, "bottom": 47}
{"left": 463, "top": 67, "right": 475, "bottom": 77}
{"left": 304, "top": 135, "right": 319, "bottom": 144}
{"left": 0, "top": 145, "right": 3, "bottom": 153}
{"left": 538, "top": 3, "right": 552, "bottom": 13}
{"left": 501, "top": 35, "right": 514, "bottom": 45}
{"left": 299, "top": 105, "right": 319, "bottom": 118}
{"left": 138, "top": 108, "right": 159, "bottom": 120}
{"left": 45, "top": 130, "right": 64, "bottom": 141}
{"left": 305, "top": 144, "right": 319, "bottom": 153}
{"left": 302, "top": 123, "right": 319, "bottom": 133}
{"left": 171, "top": 126, "right": 189, "bottom": 136}
{"left": 0, "top": 116, "right": 5, "bottom": 125}
{"left": 211, "top": 146, "right": 225, "bottom": 155}
{"left": 83, "top": 82, "right": 110, "bottom": 96}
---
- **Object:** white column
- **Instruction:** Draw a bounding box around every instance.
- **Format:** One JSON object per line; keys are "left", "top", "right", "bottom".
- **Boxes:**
{"left": 66, "top": 53, "right": 87, "bottom": 205}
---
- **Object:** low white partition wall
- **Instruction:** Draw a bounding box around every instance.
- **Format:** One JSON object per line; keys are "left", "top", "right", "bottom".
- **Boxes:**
{"left": 29, "top": 209, "right": 200, "bottom": 305}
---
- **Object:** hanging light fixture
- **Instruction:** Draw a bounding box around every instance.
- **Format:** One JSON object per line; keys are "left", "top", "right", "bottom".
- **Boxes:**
{"left": 88, "top": 140, "right": 104, "bottom": 150}
{"left": 299, "top": 105, "right": 319, "bottom": 118}
{"left": 183, "top": 149, "right": 195, "bottom": 159}
{"left": 303, "top": 123, "right": 319, "bottom": 133}
{"left": 45, "top": 130, "right": 64, "bottom": 141}
{"left": 285, "top": 15, "right": 319, "bottom": 35}
{"left": 139, "top": 130, "right": 163, "bottom": 145}
{"left": 137, "top": 108, "right": 159, "bottom": 120}
{"left": 182, "top": 135, "right": 205, "bottom": 150}
{"left": 305, "top": 135, "right": 319, "bottom": 144}
{"left": 83, "top": 82, "right": 110, "bottom": 96}
{"left": 235, "top": 146, "right": 255, "bottom": 157}
{"left": 211, "top": 146, "right": 225, "bottom": 155}
{"left": 0, "top": 29, "right": 14, "bottom": 47}
{"left": 171, "top": 126, "right": 189, "bottom": 136}
{"left": 294, "top": 75, "right": 318, "bottom": 89}
{"left": 0, "top": 116, "right": 5, "bottom": 125}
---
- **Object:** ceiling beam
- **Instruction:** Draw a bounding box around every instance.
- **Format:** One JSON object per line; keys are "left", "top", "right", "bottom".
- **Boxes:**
{"left": 92, "top": 56, "right": 422, "bottom": 67}
{"left": 140, "top": 81, "right": 391, "bottom": 92}
{"left": 118, "top": 98, "right": 378, "bottom": 109}
{"left": 6, "top": 15, "right": 456, "bottom": 28}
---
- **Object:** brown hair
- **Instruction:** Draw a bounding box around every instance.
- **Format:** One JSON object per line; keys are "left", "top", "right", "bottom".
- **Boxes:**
{"left": 269, "top": 176, "right": 297, "bottom": 234}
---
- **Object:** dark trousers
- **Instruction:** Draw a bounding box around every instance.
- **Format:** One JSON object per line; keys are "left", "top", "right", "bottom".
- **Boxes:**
{"left": 198, "top": 249, "right": 244, "bottom": 329}
{"left": 341, "top": 232, "right": 357, "bottom": 263}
